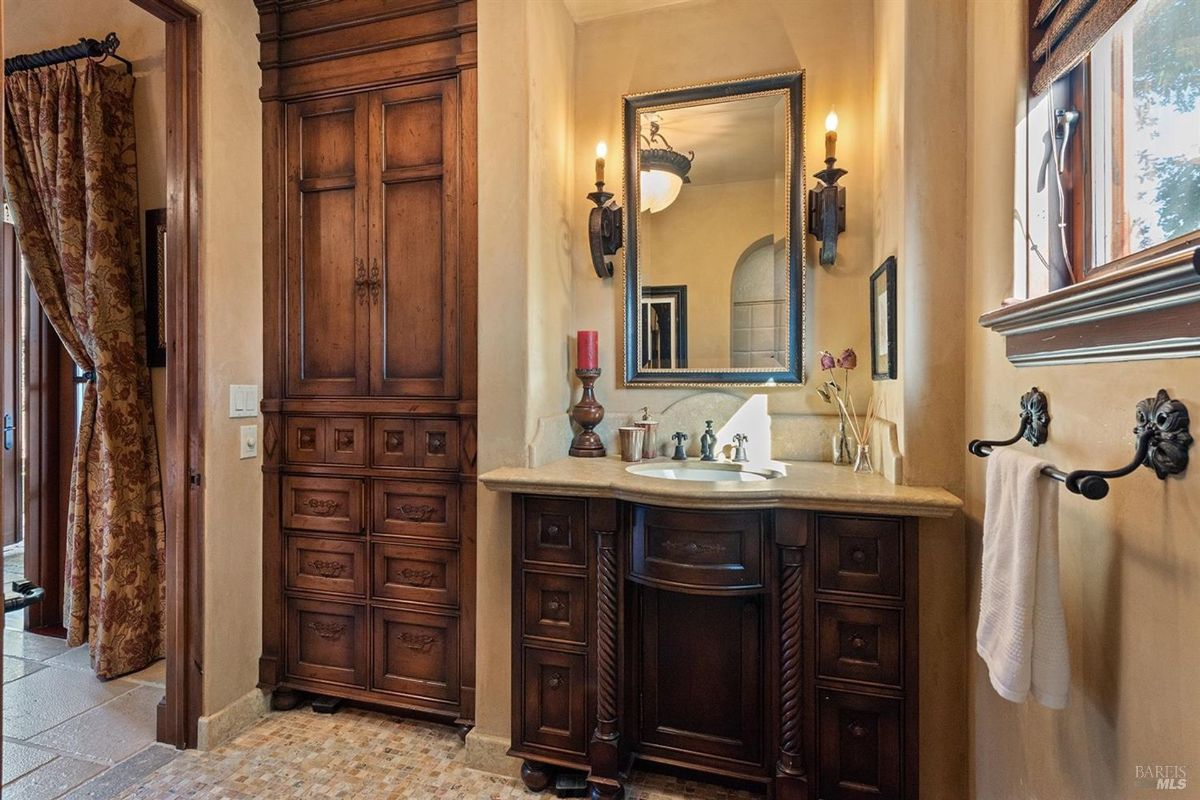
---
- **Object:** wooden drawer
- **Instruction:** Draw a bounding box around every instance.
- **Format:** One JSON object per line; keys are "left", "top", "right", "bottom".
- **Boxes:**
{"left": 521, "top": 497, "right": 587, "bottom": 567}
{"left": 522, "top": 571, "right": 586, "bottom": 645}
{"left": 520, "top": 646, "right": 588, "bottom": 757}
{"left": 817, "top": 515, "right": 903, "bottom": 599}
{"left": 283, "top": 476, "right": 364, "bottom": 534}
{"left": 630, "top": 506, "right": 763, "bottom": 591}
{"left": 372, "top": 418, "right": 415, "bottom": 468}
{"left": 285, "top": 417, "right": 366, "bottom": 466}
{"left": 414, "top": 419, "right": 460, "bottom": 470}
{"left": 371, "top": 607, "right": 459, "bottom": 703}
{"left": 286, "top": 535, "right": 367, "bottom": 596}
{"left": 372, "top": 480, "right": 459, "bottom": 540}
{"left": 818, "top": 689, "right": 903, "bottom": 800}
{"left": 817, "top": 601, "right": 903, "bottom": 688}
{"left": 372, "top": 543, "right": 459, "bottom": 607}
{"left": 285, "top": 597, "right": 366, "bottom": 687}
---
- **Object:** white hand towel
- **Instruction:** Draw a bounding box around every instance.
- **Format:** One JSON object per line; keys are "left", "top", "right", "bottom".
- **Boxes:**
{"left": 976, "top": 447, "right": 1069, "bottom": 709}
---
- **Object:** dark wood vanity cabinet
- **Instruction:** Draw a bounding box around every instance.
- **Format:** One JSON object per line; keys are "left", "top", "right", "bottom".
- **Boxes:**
{"left": 257, "top": 0, "right": 477, "bottom": 729}
{"left": 511, "top": 495, "right": 919, "bottom": 800}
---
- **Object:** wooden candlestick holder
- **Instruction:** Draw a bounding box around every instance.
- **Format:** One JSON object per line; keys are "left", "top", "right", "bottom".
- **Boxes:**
{"left": 569, "top": 367, "right": 606, "bottom": 458}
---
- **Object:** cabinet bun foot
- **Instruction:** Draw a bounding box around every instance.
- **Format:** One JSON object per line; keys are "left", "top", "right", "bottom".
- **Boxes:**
{"left": 520, "top": 761, "right": 553, "bottom": 792}
{"left": 270, "top": 688, "right": 303, "bottom": 711}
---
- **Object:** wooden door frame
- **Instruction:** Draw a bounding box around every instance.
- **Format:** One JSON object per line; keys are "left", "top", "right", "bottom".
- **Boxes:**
{"left": 128, "top": 0, "right": 204, "bottom": 750}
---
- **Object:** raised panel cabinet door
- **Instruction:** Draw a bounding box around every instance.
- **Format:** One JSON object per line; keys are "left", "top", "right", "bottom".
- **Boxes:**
{"left": 367, "top": 79, "right": 460, "bottom": 398}
{"left": 818, "top": 689, "right": 903, "bottom": 799}
{"left": 285, "top": 597, "right": 367, "bottom": 687}
{"left": 285, "top": 94, "right": 370, "bottom": 396}
{"left": 371, "top": 606, "right": 460, "bottom": 705}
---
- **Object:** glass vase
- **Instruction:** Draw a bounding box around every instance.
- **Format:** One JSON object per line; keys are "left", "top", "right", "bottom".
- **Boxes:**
{"left": 832, "top": 419, "right": 852, "bottom": 466}
{"left": 853, "top": 443, "right": 873, "bottom": 474}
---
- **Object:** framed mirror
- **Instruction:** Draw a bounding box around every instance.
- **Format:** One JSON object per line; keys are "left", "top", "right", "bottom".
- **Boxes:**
{"left": 623, "top": 72, "right": 805, "bottom": 386}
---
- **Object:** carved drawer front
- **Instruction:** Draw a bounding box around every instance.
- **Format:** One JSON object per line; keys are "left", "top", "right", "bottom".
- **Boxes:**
{"left": 520, "top": 646, "right": 588, "bottom": 757}
{"left": 325, "top": 417, "right": 366, "bottom": 466}
{"left": 287, "top": 535, "right": 367, "bottom": 596}
{"left": 283, "top": 476, "right": 364, "bottom": 534}
{"left": 522, "top": 571, "right": 586, "bottom": 645}
{"left": 817, "top": 602, "right": 903, "bottom": 688}
{"left": 414, "top": 419, "right": 460, "bottom": 470}
{"left": 285, "top": 416, "right": 326, "bottom": 464}
{"left": 818, "top": 689, "right": 903, "bottom": 800}
{"left": 372, "top": 543, "right": 459, "bottom": 607}
{"left": 371, "top": 418, "right": 416, "bottom": 468}
{"left": 371, "top": 607, "right": 460, "bottom": 703}
{"left": 372, "top": 480, "right": 459, "bottom": 540}
{"left": 817, "top": 514, "right": 903, "bottom": 599}
{"left": 630, "top": 506, "right": 764, "bottom": 591}
{"left": 522, "top": 497, "right": 587, "bottom": 566}
{"left": 285, "top": 597, "right": 367, "bottom": 687}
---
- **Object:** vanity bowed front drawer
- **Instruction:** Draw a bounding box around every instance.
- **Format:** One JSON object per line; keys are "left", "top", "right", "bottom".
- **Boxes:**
{"left": 510, "top": 496, "right": 919, "bottom": 800}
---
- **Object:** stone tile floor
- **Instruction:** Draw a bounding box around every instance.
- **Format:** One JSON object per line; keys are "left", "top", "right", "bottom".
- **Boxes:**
{"left": 4, "top": 543, "right": 173, "bottom": 800}
{"left": 113, "top": 706, "right": 764, "bottom": 800}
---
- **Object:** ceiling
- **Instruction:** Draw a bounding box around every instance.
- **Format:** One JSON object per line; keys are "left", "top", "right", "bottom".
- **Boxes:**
{"left": 645, "top": 94, "right": 786, "bottom": 186}
{"left": 562, "top": 0, "right": 700, "bottom": 24}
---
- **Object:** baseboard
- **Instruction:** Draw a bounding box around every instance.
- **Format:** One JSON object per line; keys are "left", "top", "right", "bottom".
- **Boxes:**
{"left": 463, "top": 729, "right": 521, "bottom": 778}
{"left": 195, "top": 688, "right": 269, "bottom": 750}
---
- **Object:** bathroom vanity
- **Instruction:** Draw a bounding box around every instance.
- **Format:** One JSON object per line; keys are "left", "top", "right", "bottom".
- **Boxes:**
{"left": 481, "top": 457, "right": 960, "bottom": 800}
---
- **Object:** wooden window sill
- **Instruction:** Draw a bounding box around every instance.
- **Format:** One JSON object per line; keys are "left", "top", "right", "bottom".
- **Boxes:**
{"left": 979, "top": 241, "right": 1200, "bottom": 366}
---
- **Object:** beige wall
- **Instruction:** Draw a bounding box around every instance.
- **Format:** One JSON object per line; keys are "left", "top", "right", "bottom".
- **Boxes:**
{"left": 965, "top": 2, "right": 1200, "bottom": 797}
{"left": 4, "top": 0, "right": 168, "bottom": 453}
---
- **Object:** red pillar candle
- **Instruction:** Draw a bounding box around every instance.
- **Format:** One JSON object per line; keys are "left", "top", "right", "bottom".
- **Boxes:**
{"left": 577, "top": 330, "right": 599, "bottom": 370}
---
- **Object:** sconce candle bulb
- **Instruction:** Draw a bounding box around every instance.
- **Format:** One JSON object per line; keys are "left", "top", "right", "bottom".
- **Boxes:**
{"left": 595, "top": 141, "right": 607, "bottom": 183}
{"left": 824, "top": 109, "right": 838, "bottom": 160}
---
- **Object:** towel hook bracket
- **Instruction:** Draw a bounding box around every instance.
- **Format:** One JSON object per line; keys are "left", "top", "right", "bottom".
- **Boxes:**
{"left": 968, "top": 387, "right": 1049, "bottom": 457}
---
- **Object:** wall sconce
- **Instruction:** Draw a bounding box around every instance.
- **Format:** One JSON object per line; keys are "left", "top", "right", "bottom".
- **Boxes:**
{"left": 587, "top": 141, "right": 623, "bottom": 278}
{"left": 808, "top": 109, "right": 847, "bottom": 266}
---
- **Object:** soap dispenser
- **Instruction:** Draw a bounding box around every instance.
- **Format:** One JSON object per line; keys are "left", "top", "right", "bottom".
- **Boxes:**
{"left": 700, "top": 420, "right": 717, "bottom": 461}
{"left": 634, "top": 407, "right": 659, "bottom": 459}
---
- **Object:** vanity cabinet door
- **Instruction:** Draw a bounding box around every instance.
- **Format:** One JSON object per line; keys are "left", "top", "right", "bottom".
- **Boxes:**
{"left": 367, "top": 79, "right": 460, "bottom": 398}
{"left": 818, "top": 689, "right": 903, "bottom": 799}
{"left": 284, "top": 94, "right": 371, "bottom": 397}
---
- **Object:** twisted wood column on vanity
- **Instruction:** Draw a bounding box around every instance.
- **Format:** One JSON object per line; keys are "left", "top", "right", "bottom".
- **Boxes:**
{"left": 589, "top": 528, "right": 624, "bottom": 800}
{"left": 775, "top": 510, "right": 810, "bottom": 800}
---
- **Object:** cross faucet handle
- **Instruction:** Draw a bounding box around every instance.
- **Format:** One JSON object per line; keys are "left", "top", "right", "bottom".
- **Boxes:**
{"left": 672, "top": 431, "right": 688, "bottom": 444}
{"left": 733, "top": 433, "right": 749, "bottom": 445}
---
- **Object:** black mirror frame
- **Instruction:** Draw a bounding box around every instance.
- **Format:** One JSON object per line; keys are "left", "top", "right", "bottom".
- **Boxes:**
{"left": 622, "top": 71, "right": 806, "bottom": 387}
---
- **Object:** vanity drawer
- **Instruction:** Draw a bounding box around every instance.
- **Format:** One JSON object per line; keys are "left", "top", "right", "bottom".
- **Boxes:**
{"left": 285, "top": 597, "right": 367, "bottom": 687}
{"left": 522, "top": 571, "right": 587, "bottom": 645}
{"left": 817, "top": 601, "right": 903, "bottom": 688}
{"left": 630, "top": 506, "right": 764, "bottom": 590}
{"left": 818, "top": 689, "right": 903, "bottom": 800}
{"left": 282, "top": 476, "right": 364, "bottom": 535}
{"left": 372, "top": 480, "right": 459, "bottom": 540}
{"left": 519, "top": 646, "right": 588, "bottom": 757}
{"left": 372, "top": 543, "right": 459, "bottom": 607}
{"left": 371, "top": 607, "right": 460, "bottom": 704}
{"left": 286, "top": 535, "right": 367, "bottom": 596}
{"left": 522, "top": 497, "right": 587, "bottom": 566}
{"left": 817, "top": 514, "right": 903, "bottom": 599}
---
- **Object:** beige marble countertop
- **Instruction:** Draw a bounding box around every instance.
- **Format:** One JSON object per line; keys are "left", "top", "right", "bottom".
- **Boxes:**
{"left": 480, "top": 456, "right": 962, "bottom": 518}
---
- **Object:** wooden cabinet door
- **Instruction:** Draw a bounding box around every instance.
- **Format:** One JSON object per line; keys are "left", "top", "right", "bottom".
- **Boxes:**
{"left": 285, "top": 94, "right": 370, "bottom": 396}
{"left": 366, "top": 80, "right": 460, "bottom": 398}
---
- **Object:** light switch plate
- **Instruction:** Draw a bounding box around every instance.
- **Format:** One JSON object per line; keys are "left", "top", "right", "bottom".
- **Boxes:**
{"left": 240, "top": 425, "right": 258, "bottom": 459}
{"left": 229, "top": 384, "right": 258, "bottom": 418}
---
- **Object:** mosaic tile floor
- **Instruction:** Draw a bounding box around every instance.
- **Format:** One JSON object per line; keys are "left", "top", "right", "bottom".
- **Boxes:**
{"left": 115, "top": 707, "right": 764, "bottom": 800}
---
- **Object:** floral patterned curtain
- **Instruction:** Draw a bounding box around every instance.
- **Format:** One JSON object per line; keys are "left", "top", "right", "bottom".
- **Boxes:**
{"left": 3, "top": 61, "right": 165, "bottom": 679}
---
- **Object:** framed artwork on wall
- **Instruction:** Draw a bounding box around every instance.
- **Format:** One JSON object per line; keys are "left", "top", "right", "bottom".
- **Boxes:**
{"left": 145, "top": 208, "right": 167, "bottom": 368}
{"left": 870, "top": 256, "right": 897, "bottom": 380}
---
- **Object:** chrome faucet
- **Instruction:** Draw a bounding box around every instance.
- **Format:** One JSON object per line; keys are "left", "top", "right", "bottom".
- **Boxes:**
{"left": 732, "top": 433, "right": 750, "bottom": 463}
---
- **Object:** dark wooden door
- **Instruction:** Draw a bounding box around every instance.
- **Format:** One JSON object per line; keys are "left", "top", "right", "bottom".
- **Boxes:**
{"left": 285, "top": 94, "right": 371, "bottom": 397}
{"left": 367, "top": 80, "right": 459, "bottom": 398}
{"left": 1, "top": 223, "right": 18, "bottom": 546}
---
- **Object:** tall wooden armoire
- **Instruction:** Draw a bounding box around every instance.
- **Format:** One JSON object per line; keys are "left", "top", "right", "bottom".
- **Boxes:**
{"left": 256, "top": 0, "right": 478, "bottom": 732}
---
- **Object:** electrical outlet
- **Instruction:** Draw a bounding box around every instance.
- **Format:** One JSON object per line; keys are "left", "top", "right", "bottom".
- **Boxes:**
{"left": 229, "top": 384, "right": 258, "bottom": 418}
{"left": 240, "top": 425, "right": 258, "bottom": 459}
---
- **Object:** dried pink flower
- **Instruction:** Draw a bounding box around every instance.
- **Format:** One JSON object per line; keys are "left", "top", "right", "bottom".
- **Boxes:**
{"left": 836, "top": 348, "right": 857, "bottom": 370}
{"left": 819, "top": 351, "right": 836, "bottom": 371}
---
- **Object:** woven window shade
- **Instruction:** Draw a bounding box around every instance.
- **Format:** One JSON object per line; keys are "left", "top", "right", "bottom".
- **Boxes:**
{"left": 1030, "top": 0, "right": 1137, "bottom": 94}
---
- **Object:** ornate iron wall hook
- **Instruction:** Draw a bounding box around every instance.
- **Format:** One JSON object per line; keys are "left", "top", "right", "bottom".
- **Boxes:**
{"left": 968, "top": 387, "right": 1049, "bottom": 457}
{"left": 1065, "top": 389, "right": 1192, "bottom": 500}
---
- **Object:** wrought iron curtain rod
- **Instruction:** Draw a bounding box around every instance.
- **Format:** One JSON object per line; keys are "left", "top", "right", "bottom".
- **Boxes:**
{"left": 4, "top": 33, "right": 132, "bottom": 76}
{"left": 968, "top": 387, "right": 1192, "bottom": 501}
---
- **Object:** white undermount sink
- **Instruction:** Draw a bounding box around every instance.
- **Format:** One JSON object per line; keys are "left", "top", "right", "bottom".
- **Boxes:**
{"left": 625, "top": 461, "right": 784, "bottom": 483}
